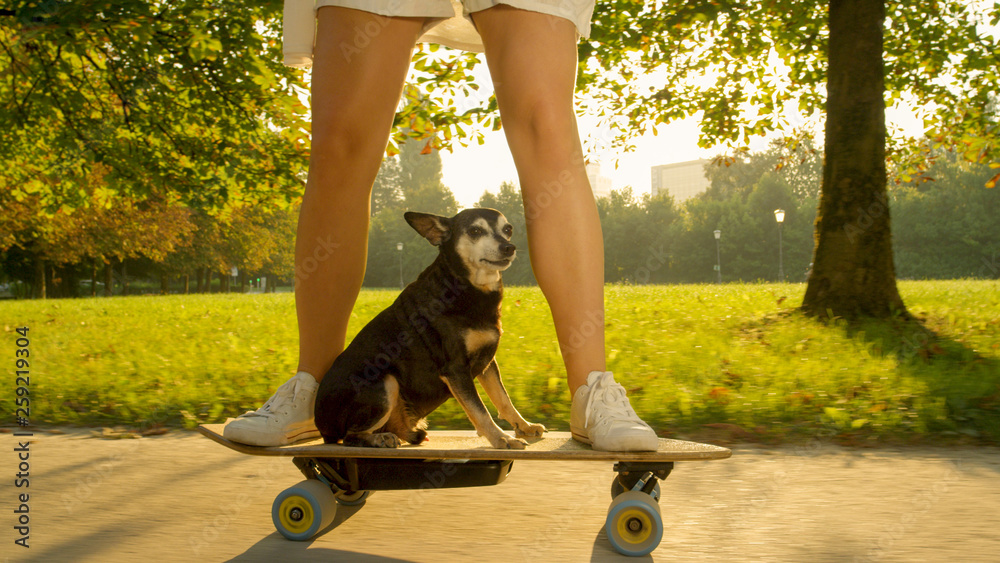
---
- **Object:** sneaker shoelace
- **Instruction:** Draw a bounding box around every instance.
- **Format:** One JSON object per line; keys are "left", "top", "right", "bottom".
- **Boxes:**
{"left": 239, "top": 378, "right": 299, "bottom": 419}
{"left": 584, "top": 373, "right": 646, "bottom": 429}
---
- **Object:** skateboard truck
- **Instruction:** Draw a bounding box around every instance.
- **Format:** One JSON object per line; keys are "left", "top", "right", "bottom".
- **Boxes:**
{"left": 613, "top": 461, "right": 673, "bottom": 500}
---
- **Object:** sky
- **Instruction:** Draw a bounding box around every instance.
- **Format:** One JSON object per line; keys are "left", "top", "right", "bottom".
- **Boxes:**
{"left": 440, "top": 114, "right": 723, "bottom": 208}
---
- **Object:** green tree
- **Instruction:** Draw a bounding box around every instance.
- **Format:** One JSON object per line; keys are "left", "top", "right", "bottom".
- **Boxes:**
{"left": 705, "top": 134, "right": 823, "bottom": 202}
{"left": 363, "top": 141, "right": 459, "bottom": 287}
{"left": 641, "top": 192, "right": 682, "bottom": 284}
{"left": 598, "top": 187, "right": 649, "bottom": 282}
{"left": 0, "top": 164, "right": 195, "bottom": 297}
{"left": 219, "top": 204, "right": 296, "bottom": 292}
{"left": 892, "top": 159, "right": 1000, "bottom": 279}
{"left": 582, "top": 0, "right": 997, "bottom": 318}
{"left": 0, "top": 0, "right": 312, "bottom": 214}
{"left": 371, "top": 157, "right": 404, "bottom": 218}
{"left": 397, "top": 140, "right": 458, "bottom": 215}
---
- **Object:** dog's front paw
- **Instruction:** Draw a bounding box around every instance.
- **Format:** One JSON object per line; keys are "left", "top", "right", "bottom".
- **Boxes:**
{"left": 490, "top": 433, "right": 528, "bottom": 450}
{"left": 515, "top": 422, "right": 546, "bottom": 438}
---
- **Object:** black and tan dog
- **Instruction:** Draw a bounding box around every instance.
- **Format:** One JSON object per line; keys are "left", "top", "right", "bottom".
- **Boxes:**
{"left": 314, "top": 208, "right": 545, "bottom": 449}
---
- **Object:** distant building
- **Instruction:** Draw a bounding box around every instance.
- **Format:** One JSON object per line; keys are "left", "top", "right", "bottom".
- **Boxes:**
{"left": 650, "top": 159, "right": 711, "bottom": 201}
{"left": 586, "top": 162, "right": 613, "bottom": 199}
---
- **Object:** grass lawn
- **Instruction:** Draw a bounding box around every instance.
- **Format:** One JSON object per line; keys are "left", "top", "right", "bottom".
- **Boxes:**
{"left": 2, "top": 280, "right": 998, "bottom": 444}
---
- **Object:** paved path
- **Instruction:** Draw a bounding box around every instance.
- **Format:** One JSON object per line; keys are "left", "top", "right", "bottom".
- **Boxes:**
{"left": 4, "top": 430, "right": 999, "bottom": 562}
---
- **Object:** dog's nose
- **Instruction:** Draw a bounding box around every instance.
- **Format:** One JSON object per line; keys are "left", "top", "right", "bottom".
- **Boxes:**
{"left": 501, "top": 242, "right": 516, "bottom": 257}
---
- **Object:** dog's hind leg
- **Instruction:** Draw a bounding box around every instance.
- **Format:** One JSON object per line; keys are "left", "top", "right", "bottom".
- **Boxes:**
{"left": 479, "top": 360, "right": 546, "bottom": 438}
{"left": 383, "top": 406, "right": 427, "bottom": 445}
{"left": 342, "top": 375, "right": 404, "bottom": 448}
{"left": 441, "top": 370, "right": 527, "bottom": 449}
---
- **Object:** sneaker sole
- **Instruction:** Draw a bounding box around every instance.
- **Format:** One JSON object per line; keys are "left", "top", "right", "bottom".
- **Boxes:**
{"left": 223, "top": 426, "right": 320, "bottom": 447}
{"left": 285, "top": 428, "right": 321, "bottom": 445}
{"left": 572, "top": 427, "right": 659, "bottom": 452}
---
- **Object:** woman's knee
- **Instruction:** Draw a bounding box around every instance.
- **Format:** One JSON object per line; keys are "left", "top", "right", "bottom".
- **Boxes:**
{"left": 504, "top": 96, "right": 578, "bottom": 149}
{"left": 311, "top": 109, "right": 385, "bottom": 165}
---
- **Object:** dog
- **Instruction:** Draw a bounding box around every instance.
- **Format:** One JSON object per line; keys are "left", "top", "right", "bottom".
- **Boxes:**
{"left": 314, "top": 208, "right": 545, "bottom": 449}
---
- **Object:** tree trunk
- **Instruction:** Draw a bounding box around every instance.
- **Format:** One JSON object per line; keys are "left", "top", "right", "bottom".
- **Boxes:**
{"left": 160, "top": 272, "right": 169, "bottom": 295}
{"left": 47, "top": 264, "right": 56, "bottom": 297}
{"left": 196, "top": 267, "right": 205, "bottom": 293}
{"left": 104, "top": 263, "right": 113, "bottom": 296}
{"left": 183, "top": 274, "right": 190, "bottom": 294}
{"left": 240, "top": 271, "right": 247, "bottom": 293}
{"left": 91, "top": 261, "right": 98, "bottom": 297}
{"left": 206, "top": 270, "right": 213, "bottom": 293}
{"left": 63, "top": 265, "right": 80, "bottom": 298}
{"left": 121, "top": 260, "right": 129, "bottom": 296}
{"left": 220, "top": 272, "right": 230, "bottom": 293}
{"left": 801, "top": 0, "right": 907, "bottom": 319}
{"left": 33, "top": 256, "right": 46, "bottom": 299}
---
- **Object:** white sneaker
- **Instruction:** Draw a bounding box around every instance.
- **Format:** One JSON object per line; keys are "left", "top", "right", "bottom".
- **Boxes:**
{"left": 570, "top": 371, "right": 659, "bottom": 452}
{"left": 223, "top": 372, "right": 320, "bottom": 446}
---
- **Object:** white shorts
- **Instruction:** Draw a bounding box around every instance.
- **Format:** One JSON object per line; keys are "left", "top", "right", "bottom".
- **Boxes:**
{"left": 283, "top": 0, "right": 595, "bottom": 67}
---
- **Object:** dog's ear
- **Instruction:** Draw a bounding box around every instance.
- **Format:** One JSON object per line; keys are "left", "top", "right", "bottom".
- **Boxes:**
{"left": 404, "top": 212, "right": 452, "bottom": 246}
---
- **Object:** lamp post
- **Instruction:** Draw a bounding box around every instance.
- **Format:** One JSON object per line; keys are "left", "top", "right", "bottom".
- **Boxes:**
{"left": 713, "top": 229, "right": 722, "bottom": 284}
{"left": 396, "top": 242, "right": 404, "bottom": 288}
{"left": 774, "top": 209, "right": 785, "bottom": 282}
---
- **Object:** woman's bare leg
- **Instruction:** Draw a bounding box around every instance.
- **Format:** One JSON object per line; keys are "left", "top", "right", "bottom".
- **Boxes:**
{"left": 472, "top": 5, "right": 603, "bottom": 396}
{"left": 224, "top": 7, "right": 424, "bottom": 446}
{"left": 472, "top": 5, "right": 657, "bottom": 451}
{"left": 296, "top": 7, "right": 426, "bottom": 379}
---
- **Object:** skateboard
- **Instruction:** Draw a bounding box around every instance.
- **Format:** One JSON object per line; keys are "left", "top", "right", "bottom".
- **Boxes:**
{"left": 198, "top": 424, "right": 731, "bottom": 556}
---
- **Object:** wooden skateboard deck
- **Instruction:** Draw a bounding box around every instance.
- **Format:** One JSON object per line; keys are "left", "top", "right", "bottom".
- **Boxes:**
{"left": 197, "top": 424, "right": 732, "bottom": 462}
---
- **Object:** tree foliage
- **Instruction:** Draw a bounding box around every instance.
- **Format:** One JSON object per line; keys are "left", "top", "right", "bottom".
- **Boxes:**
{"left": 0, "top": 0, "right": 314, "bottom": 214}
{"left": 580, "top": 1, "right": 998, "bottom": 180}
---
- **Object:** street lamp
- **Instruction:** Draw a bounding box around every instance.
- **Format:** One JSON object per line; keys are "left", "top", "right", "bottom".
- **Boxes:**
{"left": 774, "top": 209, "right": 785, "bottom": 282}
{"left": 396, "top": 242, "right": 404, "bottom": 288}
{"left": 713, "top": 230, "right": 722, "bottom": 284}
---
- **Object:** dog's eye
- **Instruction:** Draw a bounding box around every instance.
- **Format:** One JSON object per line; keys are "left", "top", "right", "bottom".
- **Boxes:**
{"left": 503, "top": 225, "right": 513, "bottom": 237}
{"left": 469, "top": 227, "right": 484, "bottom": 237}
